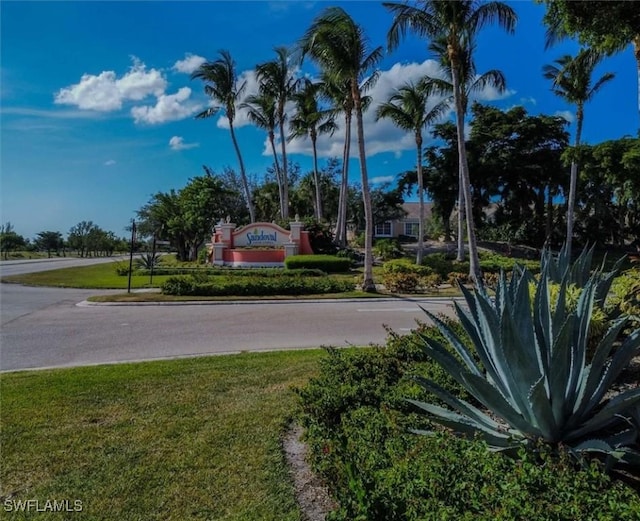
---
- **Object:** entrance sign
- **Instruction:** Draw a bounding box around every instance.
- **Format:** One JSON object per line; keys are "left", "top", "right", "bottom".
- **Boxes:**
{"left": 209, "top": 219, "right": 313, "bottom": 267}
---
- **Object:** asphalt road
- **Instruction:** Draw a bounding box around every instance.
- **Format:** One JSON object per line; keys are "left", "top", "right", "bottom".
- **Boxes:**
{"left": 0, "top": 257, "right": 459, "bottom": 372}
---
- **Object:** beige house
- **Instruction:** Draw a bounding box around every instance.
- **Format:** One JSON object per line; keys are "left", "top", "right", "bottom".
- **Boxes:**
{"left": 374, "top": 202, "right": 434, "bottom": 239}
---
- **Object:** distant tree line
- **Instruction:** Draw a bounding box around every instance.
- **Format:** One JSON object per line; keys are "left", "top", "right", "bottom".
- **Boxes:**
{"left": 0, "top": 221, "right": 130, "bottom": 260}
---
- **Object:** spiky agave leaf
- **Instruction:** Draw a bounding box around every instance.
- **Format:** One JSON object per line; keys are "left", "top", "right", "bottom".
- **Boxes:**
{"left": 409, "top": 244, "right": 640, "bottom": 468}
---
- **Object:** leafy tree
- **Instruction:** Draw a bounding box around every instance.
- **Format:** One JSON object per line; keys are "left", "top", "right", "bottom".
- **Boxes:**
{"left": 540, "top": 0, "right": 640, "bottom": 119}
{"left": 68, "top": 221, "right": 97, "bottom": 258}
{"left": 376, "top": 81, "right": 448, "bottom": 263}
{"left": 137, "top": 168, "right": 238, "bottom": 261}
{"left": 576, "top": 137, "right": 640, "bottom": 247}
{"left": 385, "top": 0, "right": 517, "bottom": 282}
{"left": 543, "top": 49, "right": 615, "bottom": 255}
{"left": 300, "top": 7, "right": 383, "bottom": 291}
{"left": 34, "top": 231, "right": 63, "bottom": 258}
{"left": 289, "top": 79, "right": 337, "bottom": 220}
{"left": 256, "top": 47, "right": 299, "bottom": 219}
{"left": 0, "top": 222, "right": 26, "bottom": 259}
{"left": 469, "top": 104, "right": 569, "bottom": 246}
{"left": 191, "top": 50, "right": 256, "bottom": 222}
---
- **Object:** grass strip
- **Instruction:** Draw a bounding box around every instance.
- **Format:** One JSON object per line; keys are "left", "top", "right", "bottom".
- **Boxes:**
{"left": 1, "top": 350, "right": 324, "bottom": 520}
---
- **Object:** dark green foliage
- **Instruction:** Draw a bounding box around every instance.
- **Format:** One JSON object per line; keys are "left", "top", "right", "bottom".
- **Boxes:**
{"left": 161, "top": 275, "right": 354, "bottom": 296}
{"left": 373, "top": 238, "right": 404, "bottom": 260}
{"left": 302, "top": 219, "right": 337, "bottom": 255}
{"left": 285, "top": 254, "right": 351, "bottom": 273}
{"left": 381, "top": 259, "right": 440, "bottom": 293}
{"left": 134, "top": 267, "right": 326, "bottom": 277}
{"left": 297, "top": 321, "right": 640, "bottom": 520}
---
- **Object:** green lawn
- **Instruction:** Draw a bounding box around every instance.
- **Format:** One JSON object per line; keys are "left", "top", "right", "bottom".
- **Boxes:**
{"left": 1, "top": 350, "right": 325, "bottom": 520}
{"left": 1, "top": 262, "right": 174, "bottom": 289}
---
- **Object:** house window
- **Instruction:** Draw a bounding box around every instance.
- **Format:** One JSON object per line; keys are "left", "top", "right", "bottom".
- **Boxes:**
{"left": 404, "top": 222, "right": 419, "bottom": 237}
{"left": 375, "top": 221, "right": 392, "bottom": 237}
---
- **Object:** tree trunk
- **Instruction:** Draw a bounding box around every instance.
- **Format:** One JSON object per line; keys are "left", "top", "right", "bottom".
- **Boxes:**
{"left": 546, "top": 182, "right": 553, "bottom": 244}
{"left": 229, "top": 121, "right": 256, "bottom": 223}
{"left": 566, "top": 105, "right": 584, "bottom": 257}
{"left": 279, "top": 110, "right": 289, "bottom": 220}
{"left": 336, "top": 110, "right": 352, "bottom": 248}
{"left": 416, "top": 133, "right": 424, "bottom": 265}
{"left": 450, "top": 54, "right": 482, "bottom": 283}
{"left": 353, "top": 83, "right": 375, "bottom": 292}
{"left": 268, "top": 130, "right": 284, "bottom": 219}
{"left": 311, "top": 131, "right": 323, "bottom": 220}
{"left": 634, "top": 35, "right": 640, "bottom": 124}
{"left": 456, "top": 169, "right": 465, "bottom": 261}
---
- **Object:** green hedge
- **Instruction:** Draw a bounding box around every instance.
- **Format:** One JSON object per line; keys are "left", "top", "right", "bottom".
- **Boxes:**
{"left": 161, "top": 275, "right": 355, "bottom": 296}
{"left": 297, "top": 323, "right": 640, "bottom": 520}
{"left": 285, "top": 255, "right": 351, "bottom": 273}
{"left": 136, "top": 267, "right": 325, "bottom": 277}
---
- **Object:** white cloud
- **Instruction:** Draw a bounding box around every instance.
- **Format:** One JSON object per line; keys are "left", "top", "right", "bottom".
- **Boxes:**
{"left": 370, "top": 175, "right": 396, "bottom": 185}
{"left": 131, "top": 87, "right": 202, "bottom": 124}
{"left": 173, "top": 53, "right": 206, "bottom": 74}
{"left": 54, "top": 57, "right": 166, "bottom": 112}
{"left": 520, "top": 96, "right": 537, "bottom": 106}
{"left": 474, "top": 83, "right": 516, "bottom": 102}
{"left": 555, "top": 110, "right": 575, "bottom": 123}
{"left": 287, "top": 60, "right": 450, "bottom": 159}
{"left": 104, "top": 159, "right": 116, "bottom": 166}
{"left": 169, "top": 136, "right": 199, "bottom": 151}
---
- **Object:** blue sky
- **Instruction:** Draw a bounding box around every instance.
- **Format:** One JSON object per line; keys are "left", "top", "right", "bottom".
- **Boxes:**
{"left": 1, "top": 1, "right": 637, "bottom": 240}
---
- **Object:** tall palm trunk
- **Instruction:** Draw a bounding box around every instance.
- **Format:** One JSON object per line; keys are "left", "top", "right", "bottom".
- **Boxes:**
{"left": 278, "top": 111, "right": 290, "bottom": 220}
{"left": 635, "top": 35, "right": 640, "bottom": 122}
{"left": 566, "top": 105, "right": 584, "bottom": 257}
{"left": 268, "top": 130, "right": 285, "bottom": 219}
{"left": 456, "top": 170, "right": 465, "bottom": 261}
{"left": 416, "top": 132, "right": 425, "bottom": 265}
{"left": 336, "top": 110, "right": 352, "bottom": 247}
{"left": 311, "top": 131, "right": 323, "bottom": 220}
{"left": 229, "top": 121, "right": 255, "bottom": 223}
{"left": 353, "top": 83, "right": 375, "bottom": 292}
{"left": 450, "top": 51, "right": 481, "bottom": 282}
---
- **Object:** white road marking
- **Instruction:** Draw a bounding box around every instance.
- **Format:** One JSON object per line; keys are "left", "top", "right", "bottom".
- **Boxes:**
{"left": 357, "top": 308, "right": 420, "bottom": 312}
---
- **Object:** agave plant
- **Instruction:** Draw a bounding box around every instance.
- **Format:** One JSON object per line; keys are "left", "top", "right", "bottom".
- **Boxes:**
{"left": 410, "top": 247, "right": 640, "bottom": 468}
{"left": 135, "top": 252, "right": 160, "bottom": 270}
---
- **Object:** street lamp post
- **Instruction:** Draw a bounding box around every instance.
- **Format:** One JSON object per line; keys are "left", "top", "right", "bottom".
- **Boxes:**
{"left": 127, "top": 221, "right": 136, "bottom": 294}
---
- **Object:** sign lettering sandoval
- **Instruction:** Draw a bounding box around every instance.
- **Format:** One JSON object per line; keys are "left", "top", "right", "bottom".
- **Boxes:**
{"left": 233, "top": 224, "right": 289, "bottom": 248}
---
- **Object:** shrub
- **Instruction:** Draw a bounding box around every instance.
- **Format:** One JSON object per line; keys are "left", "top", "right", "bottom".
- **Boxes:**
{"left": 381, "top": 259, "right": 440, "bottom": 293}
{"left": 285, "top": 255, "right": 351, "bottom": 273}
{"left": 135, "top": 252, "right": 160, "bottom": 270}
{"left": 113, "top": 260, "right": 131, "bottom": 276}
{"left": 447, "top": 271, "right": 469, "bottom": 286}
{"left": 300, "top": 248, "right": 640, "bottom": 518}
{"left": 373, "top": 238, "right": 404, "bottom": 261}
{"left": 161, "top": 275, "right": 355, "bottom": 296}
{"left": 161, "top": 276, "right": 195, "bottom": 296}
{"left": 297, "top": 322, "right": 640, "bottom": 520}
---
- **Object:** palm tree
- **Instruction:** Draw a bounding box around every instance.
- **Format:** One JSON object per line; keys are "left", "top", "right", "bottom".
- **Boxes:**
{"left": 385, "top": 0, "right": 517, "bottom": 283}
{"left": 376, "top": 81, "right": 448, "bottom": 264}
{"left": 191, "top": 50, "right": 255, "bottom": 223}
{"left": 543, "top": 49, "right": 615, "bottom": 256}
{"left": 321, "top": 73, "right": 354, "bottom": 248}
{"left": 424, "top": 35, "right": 507, "bottom": 262}
{"left": 240, "top": 92, "right": 285, "bottom": 219}
{"left": 299, "top": 7, "right": 383, "bottom": 291}
{"left": 288, "top": 80, "right": 338, "bottom": 220}
{"left": 256, "top": 47, "right": 299, "bottom": 219}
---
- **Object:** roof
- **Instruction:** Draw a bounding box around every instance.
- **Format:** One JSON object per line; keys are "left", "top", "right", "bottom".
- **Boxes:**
{"left": 400, "top": 202, "right": 434, "bottom": 221}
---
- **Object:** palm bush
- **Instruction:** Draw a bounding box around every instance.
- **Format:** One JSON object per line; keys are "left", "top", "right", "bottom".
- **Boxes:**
{"left": 410, "top": 246, "right": 640, "bottom": 468}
